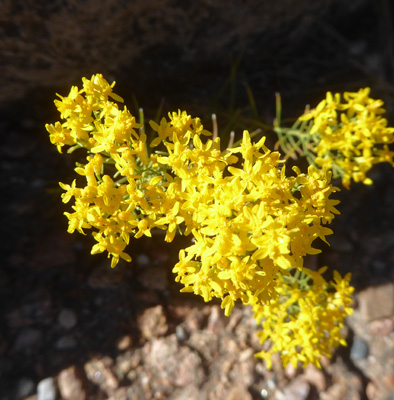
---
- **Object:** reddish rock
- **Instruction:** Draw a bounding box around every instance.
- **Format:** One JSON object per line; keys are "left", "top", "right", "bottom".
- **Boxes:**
{"left": 281, "top": 377, "right": 310, "bottom": 400}
{"left": 369, "top": 318, "right": 394, "bottom": 337}
{"left": 170, "top": 384, "right": 201, "bottom": 400}
{"left": 366, "top": 381, "right": 378, "bottom": 400}
{"left": 321, "top": 367, "right": 364, "bottom": 400}
{"left": 58, "top": 366, "right": 86, "bottom": 400}
{"left": 117, "top": 334, "right": 133, "bottom": 351}
{"left": 138, "top": 305, "right": 168, "bottom": 340}
{"left": 116, "top": 350, "right": 141, "bottom": 379}
{"left": 359, "top": 283, "right": 394, "bottom": 322}
{"left": 304, "top": 364, "right": 327, "bottom": 393}
{"left": 226, "top": 385, "right": 253, "bottom": 400}
{"left": 84, "top": 356, "right": 118, "bottom": 395}
{"left": 145, "top": 335, "right": 205, "bottom": 388}
{"left": 207, "top": 305, "right": 227, "bottom": 333}
{"left": 383, "top": 372, "right": 394, "bottom": 391}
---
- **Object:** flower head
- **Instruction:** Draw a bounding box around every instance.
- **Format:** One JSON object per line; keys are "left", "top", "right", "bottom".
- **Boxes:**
{"left": 299, "top": 88, "right": 394, "bottom": 188}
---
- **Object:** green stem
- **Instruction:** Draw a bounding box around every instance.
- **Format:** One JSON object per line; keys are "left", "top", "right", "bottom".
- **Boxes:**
{"left": 275, "top": 92, "right": 282, "bottom": 128}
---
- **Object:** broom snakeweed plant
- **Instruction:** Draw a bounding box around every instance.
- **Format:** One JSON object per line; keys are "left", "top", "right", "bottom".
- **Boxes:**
{"left": 274, "top": 88, "right": 394, "bottom": 188}
{"left": 46, "top": 74, "right": 394, "bottom": 369}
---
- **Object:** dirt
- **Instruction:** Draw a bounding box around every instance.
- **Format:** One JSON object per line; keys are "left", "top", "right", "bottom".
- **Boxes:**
{"left": 1, "top": 1, "right": 394, "bottom": 399}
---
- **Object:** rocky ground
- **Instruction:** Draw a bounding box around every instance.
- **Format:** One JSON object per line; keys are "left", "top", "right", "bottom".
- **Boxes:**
{"left": 1, "top": 1, "right": 394, "bottom": 399}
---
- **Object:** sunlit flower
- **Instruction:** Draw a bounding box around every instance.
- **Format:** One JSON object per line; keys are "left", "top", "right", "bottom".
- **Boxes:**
{"left": 253, "top": 268, "right": 354, "bottom": 369}
{"left": 47, "top": 74, "right": 354, "bottom": 367}
{"left": 299, "top": 88, "right": 394, "bottom": 188}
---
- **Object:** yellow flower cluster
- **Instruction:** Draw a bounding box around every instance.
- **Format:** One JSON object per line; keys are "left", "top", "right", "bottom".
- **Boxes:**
{"left": 299, "top": 88, "right": 394, "bottom": 188}
{"left": 46, "top": 74, "right": 354, "bottom": 369}
{"left": 173, "top": 134, "right": 340, "bottom": 316}
{"left": 253, "top": 268, "right": 354, "bottom": 369}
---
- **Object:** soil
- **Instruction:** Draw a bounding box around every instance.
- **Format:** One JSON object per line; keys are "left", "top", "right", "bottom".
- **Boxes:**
{"left": 0, "top": 1, "right": 393, "bottom": 399}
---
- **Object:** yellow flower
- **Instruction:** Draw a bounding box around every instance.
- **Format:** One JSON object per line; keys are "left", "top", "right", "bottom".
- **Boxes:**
{"left": 48, "top": 75, "right": 356, "bottom": 367}
{"left": 91, "top": 231, "right": 131, "bottom": 268}
{"left": 253, "top": 268, "right": 354, "bottom": 369}
{"left": 82, "top": 73, "right": 124, "bottom": 103}
{"left": 46, "top": 121, "right": 74, "bottom": 153}
{"left": 298, "top": 88, "right": 394, "bottom": 187}
{"left": 154, "top": 201, "right": 185, "bottom": 242}
{"left": 172, "top": 133, "right": 339, "bottom": 315}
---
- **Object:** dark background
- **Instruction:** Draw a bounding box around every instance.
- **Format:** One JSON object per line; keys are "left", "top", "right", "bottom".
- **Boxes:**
{"left": 0, "top": 0, "right": 393, "bottom": 399}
